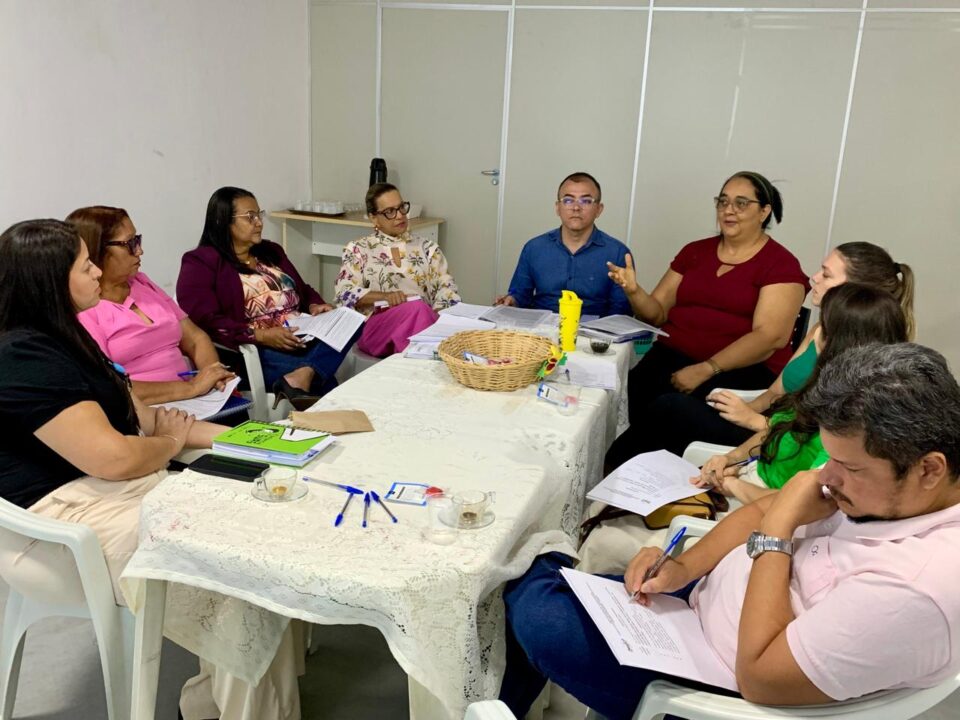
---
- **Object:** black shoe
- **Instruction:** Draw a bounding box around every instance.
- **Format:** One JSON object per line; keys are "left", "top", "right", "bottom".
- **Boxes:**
{"left": 271, "top": 378, "right": 320, "bottom": 411}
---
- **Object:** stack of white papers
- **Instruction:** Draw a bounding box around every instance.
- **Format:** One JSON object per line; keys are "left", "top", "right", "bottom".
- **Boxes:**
{"left": 404, "top": 341, "right": 441, "bottom": 360}
{"left": 580, "top": 314, "right": 667, "bottom": 342}
{"left": 290, "top": 307, "right": 365, "bottom": 352}
{"left": 560, "top": 568, "right": 737, "bottom": 691}
{"left": 438, "top": 303, "right": 492, "bottom": 321}
{"left": 562, "top": 352, "right": 619, "bottom": 390}
{"left": 587, "top": 450, "right": 702, "bottom": 515}
{"left": 479, "top": 305, "right": 552, "bottom": 330}
{"left": 154, "top": 377, "right": 242, "bottom": 420}
{"left": 408, "top": 314, "right": 495, "bottom": 343}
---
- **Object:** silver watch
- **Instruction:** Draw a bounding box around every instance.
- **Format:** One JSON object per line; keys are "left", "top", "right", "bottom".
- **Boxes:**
{"left": 746, "top": 531, "right": 793, "bottom": 559}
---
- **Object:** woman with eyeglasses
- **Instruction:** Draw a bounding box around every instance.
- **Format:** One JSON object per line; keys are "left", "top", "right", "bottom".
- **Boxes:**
{"left": 605, "top": 170, "right": 808, "bottom": 470}
{"left": 67, "top": 206, "right": 235, "bottom": 405}
{"left": 334, "top": 182, "right": 460, "bottom": 357}
{"left": 0, "top": 218, "right": 225, "bottom": 601}
{"left": 177, "top": 186, "right": 358, "bottom": 408}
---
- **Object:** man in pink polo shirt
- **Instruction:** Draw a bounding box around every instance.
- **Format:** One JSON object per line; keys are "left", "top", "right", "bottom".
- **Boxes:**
{"left": 500, "top": 343, "right": 960, "bottom": 720}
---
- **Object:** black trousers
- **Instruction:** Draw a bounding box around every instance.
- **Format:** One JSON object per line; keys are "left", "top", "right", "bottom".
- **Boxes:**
{"left": 606, "top": 342, "right": 776, "bottom": 470}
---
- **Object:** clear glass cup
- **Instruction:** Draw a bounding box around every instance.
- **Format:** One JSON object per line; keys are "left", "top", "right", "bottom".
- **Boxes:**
{"left": 261, "top": 467, "right": 297, "bottom": 501}
{"left": 423, "top": 494, "right": 457, "bottom": 545}
{"left": 450, "top": 490, "right": 494, "bottom": 529}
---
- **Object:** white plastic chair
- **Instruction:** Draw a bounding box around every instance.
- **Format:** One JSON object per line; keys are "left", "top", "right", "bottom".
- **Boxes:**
{"left": 0, "top": 498, "right": 133, "bottom": 720}
{"left": 236, "top": 343, "right": 292, "bottom": 421}
{"left": 464, "top": 699, "right": 517, "bottom": 719}
{"left": 334, "top": 345, "right": 382, "bottom": 384}
{"left": 584, "top": 514, "right": 960, "bottom": 720}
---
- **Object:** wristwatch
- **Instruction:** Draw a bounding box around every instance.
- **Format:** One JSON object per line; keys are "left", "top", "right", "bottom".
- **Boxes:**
{"left": 746, "top": 531, "right": 793, "bottom": 559}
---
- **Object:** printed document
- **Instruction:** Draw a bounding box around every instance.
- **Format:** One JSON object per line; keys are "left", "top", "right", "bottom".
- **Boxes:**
{"left": 587, "top": 450, "right": 702, "bottom": 515}
{"left": 154, "top": 377, "right": 242, "bottom": 420}
{"left": 480, "top": 306, "right": 552, "bottom": 330}
{"left": 560, "top": 568, "right": 737, "bottom": 691}
{"left": 439, "top": 302, "right": 493, "bottom": 320}
{"left": 563, "top": 352, "right": 618, "bottom": 390}
{"left": 290, "top": 307, "right": 365, "bottom": 352}
{"left": 408, "top": 314, "right": 494, "bottom": 343}
{"left": 581, "top": 314, "right": 667, "bottom": 339}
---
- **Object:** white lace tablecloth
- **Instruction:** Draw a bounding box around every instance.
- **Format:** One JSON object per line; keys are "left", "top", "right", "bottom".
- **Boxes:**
{"left": 121, "top": 353, "right": 617, "bottom": 718}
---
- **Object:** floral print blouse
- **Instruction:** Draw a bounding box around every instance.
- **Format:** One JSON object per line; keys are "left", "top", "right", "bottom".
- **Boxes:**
{"left": 335, "top": 229, "right": 461, "bottom": 317}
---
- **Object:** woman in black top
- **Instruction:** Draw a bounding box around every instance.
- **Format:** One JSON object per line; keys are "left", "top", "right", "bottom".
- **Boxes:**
{"left": 0, "top": 219, "right": 223, "bottom": 590}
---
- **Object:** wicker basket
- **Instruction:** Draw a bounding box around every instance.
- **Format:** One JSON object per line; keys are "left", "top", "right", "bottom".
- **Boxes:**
{"left": 438, "top": 330, "right": 553, "bottom": 392}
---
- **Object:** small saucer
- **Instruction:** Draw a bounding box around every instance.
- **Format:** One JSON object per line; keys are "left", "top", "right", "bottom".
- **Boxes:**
{"left": 252, "top": 482, "right": 308, "bottom": 503}
{"left": 441, "top": 510, "right": 495, "bottom": 530}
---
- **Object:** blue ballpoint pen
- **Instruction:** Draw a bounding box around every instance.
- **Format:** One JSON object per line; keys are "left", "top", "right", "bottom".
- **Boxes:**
{"left": 362, "top": 492, "right": 370, "bottom": 528}
{"left": 369, "top": 491, "right": 398, "bottom": 523}
{"left": 302, "top": 477, "right": 364, "bottom": 495}
{"left": 632, "top": 526, "right": 687, "bottom": 602}
{"left": 334, "top": 492, "right": 356, "bottom": 527}
{"left": 177, "top": 370, "right": 199, "bottom": 378}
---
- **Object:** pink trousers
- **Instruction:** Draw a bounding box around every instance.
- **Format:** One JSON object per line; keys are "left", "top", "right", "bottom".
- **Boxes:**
{"left": 357, "top": 299, "right": 438, "bottom": 357}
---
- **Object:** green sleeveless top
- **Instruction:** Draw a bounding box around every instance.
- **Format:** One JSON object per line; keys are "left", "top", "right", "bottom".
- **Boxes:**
{"left": 757, "top": 410, "right": 828, "bottom": 489}
{"left": 781, "top": 340, "right": 818, "bottom": 394}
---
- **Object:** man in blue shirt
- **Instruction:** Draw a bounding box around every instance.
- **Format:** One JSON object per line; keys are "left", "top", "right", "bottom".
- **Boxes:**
{"left": 496, "top": 172, "right": 632, "bottom": 317}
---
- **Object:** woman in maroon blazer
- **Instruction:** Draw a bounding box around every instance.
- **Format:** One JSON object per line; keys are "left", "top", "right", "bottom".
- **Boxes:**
{"left": 176, "top": 186, "right": 358, "bottom": 408}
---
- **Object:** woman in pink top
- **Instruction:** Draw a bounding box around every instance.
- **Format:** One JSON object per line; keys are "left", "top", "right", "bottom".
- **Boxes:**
{"left": 68, "top": 207, "right": 234, "bottom": 405}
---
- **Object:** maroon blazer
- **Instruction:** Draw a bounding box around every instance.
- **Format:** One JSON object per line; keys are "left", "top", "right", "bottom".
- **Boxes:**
{"left": 176, "top": 241, "right": 325, "bottom": 350}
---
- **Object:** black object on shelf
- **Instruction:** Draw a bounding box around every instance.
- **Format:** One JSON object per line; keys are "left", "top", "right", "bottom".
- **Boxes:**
{"left": 369, "top": 158, "right": 387, "bottom": 186}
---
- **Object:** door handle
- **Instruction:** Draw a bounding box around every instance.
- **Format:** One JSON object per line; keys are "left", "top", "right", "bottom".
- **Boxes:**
{"left": 480, "top": 169, "right": 500, "bottom": 176}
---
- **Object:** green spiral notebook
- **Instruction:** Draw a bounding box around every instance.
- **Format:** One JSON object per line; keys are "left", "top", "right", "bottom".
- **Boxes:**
{"left": 212, "top": 421, "right": 334, "bottom": 467}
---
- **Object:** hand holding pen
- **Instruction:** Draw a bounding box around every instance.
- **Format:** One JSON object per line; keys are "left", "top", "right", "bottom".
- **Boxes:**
{"left": 624, "top": 526, "right": 689, "bottom": 606}
{"left": 691, "top": 453, "right": 757, "bottom": 490}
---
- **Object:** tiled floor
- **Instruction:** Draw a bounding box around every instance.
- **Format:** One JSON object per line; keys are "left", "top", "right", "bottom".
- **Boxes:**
{"left": 2, "top": 583, "right": 958, "bottom": 719}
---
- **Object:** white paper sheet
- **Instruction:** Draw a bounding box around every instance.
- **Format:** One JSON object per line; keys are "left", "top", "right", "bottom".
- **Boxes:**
{"left": 289, "top": 307, "right": 365, "bottom": 352}
{"left": 580, "top": 314, "right": 667, "bottom": 339}
{"left": 408, "top": 315, "right": 495, "bottom": 343}
{"left": 154, "top": 377, "right": 242, "bottom": 420}
{"left": 439, "top": 302, "right": 493, "bottom": 320}
{"left": 587, "top": 450, "right": 702, "bottom": 515}
{"left": 404, "top": 341, "right": 440, "bottom": 360}
{"left": 479, "top": 306, "right": 552, "bottom": 330}
{"left": 563, "top": 352, "right": 619, "bottom": 390}
{"left": 560, "top": 568, "right": 737, "bottom": 691}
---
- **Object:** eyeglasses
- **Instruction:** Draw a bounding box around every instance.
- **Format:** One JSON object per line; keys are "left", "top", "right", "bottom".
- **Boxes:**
{"left": 559, "top": 196, "right": 599, "bottom": 208}
{"left": 104, "top": 234, "right": 143, "bottom": 255}
{"left": 714, "top": 195, "right": 761, "bottom": 212}
{"left": 233, "top": 210, "right": 266, "bottom": 224}
{"left": 373, "top": 201, "right": 411, "bottom": 220}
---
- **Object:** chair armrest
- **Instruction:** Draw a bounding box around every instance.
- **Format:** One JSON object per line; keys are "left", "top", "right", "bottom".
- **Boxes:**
{"left": 683, "top": 441, "right": 735, "bottom": 467}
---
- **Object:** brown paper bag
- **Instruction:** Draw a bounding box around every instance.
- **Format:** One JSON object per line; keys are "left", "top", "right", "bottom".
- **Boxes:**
{"left": 288, "top": 410, "right": 374, "bottom": 434}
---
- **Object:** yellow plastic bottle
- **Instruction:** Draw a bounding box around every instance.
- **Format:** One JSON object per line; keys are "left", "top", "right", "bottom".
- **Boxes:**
{"left": 558, "top": 290, "right": 583, "bottom": 352}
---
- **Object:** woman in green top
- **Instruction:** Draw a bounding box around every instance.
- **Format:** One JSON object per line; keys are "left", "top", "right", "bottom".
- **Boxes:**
{"left": 695, "top": 283, "right": 908, "bottom": 504}
{"left": 708, "top": 241, "right": 915, "bottom": 433}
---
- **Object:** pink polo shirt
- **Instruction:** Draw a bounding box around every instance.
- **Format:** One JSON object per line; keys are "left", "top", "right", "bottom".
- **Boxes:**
{"left": 79, "top": 272, "right": 190, "bottom": 381}
{"left": 690, "top": 502, "right": 960, "bottom": 700}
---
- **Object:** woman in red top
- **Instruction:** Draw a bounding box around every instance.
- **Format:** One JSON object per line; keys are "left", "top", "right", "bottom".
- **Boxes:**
{"left": 606, "top": 171, "right": 808, "bottom": 468}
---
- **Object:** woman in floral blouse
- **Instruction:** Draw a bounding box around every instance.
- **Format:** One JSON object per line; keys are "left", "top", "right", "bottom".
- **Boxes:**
{"left": 335, "top": 183, "right": 461, "bottom": 356}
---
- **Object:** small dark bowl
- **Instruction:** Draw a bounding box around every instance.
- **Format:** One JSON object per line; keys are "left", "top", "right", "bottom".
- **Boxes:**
{"left": 589, "top": 339, "right": 611, "bottom": 354}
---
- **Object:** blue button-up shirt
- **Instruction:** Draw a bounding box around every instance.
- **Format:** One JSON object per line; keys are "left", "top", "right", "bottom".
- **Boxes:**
{"left": 506, "top": 227, "right": 632, "bottom": 317}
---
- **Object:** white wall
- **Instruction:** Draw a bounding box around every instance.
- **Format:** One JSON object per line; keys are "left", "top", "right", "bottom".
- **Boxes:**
{"left": 0, "top": 0, "right": 313, "bottom": 294}
{"left": 309, "top": 1, "right": 960, "bottom": 371}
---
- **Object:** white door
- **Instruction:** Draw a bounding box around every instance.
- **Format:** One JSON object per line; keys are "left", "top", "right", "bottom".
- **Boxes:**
{"left": 380, "top": 6, "right": 508, "bottom": 304}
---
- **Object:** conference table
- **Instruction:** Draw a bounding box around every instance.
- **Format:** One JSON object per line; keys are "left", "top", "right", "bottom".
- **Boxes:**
{"left": 123, "top": 340, "right": 634, "bottom": 719}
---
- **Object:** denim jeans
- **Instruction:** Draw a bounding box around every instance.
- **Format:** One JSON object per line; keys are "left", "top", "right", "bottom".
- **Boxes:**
{"left": 257, "top": 326, "right": 361, "bottom": 395}
{"left": 500, "top": 553, "right": 718, "bottom": 720}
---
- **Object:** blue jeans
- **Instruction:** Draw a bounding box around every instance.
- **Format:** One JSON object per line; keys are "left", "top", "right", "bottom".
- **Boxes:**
{"left": 257, "top": 326, "right": 361, "bottom": 396}
{"left": 500, "top": 553, "right": 723, "bottom": 720}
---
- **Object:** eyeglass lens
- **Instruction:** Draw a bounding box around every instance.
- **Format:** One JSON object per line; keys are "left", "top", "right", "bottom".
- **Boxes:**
{"left": 714, "top": 196, "right": 756, "bottom": 211}
{"left": 379, "top": 201, "right": 411, "bottom": 219}
{"left": 560, "top": 197, "right": 597, "bottom": 207}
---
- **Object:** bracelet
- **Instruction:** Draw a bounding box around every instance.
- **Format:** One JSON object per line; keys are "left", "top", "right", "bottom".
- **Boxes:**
{"left": 706, "top": 358, "right": 723, "bottom": 376}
